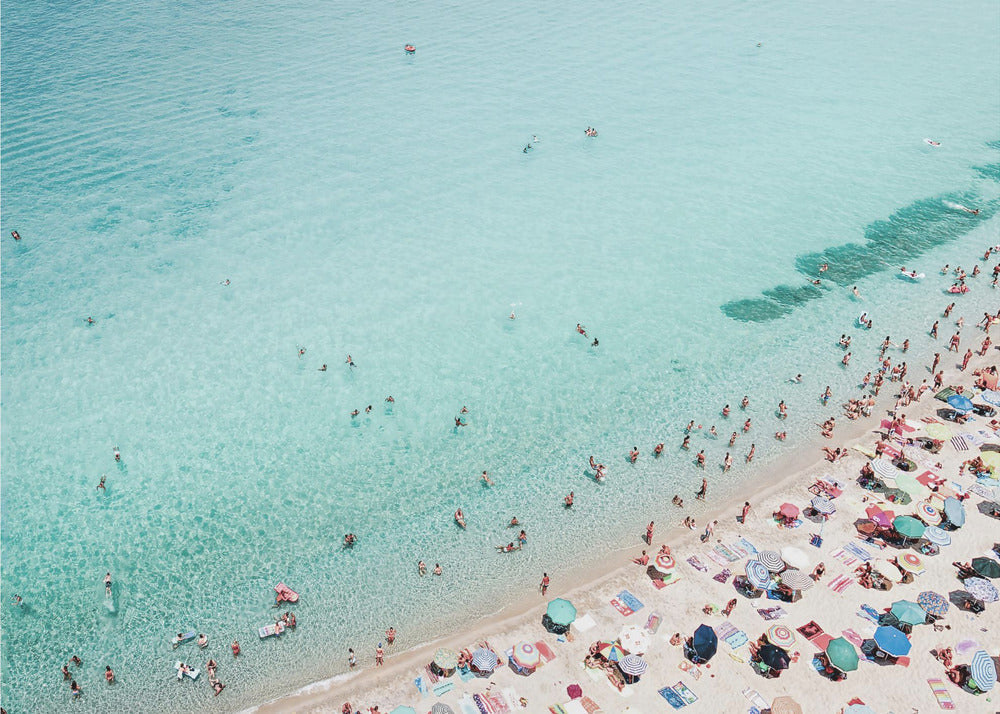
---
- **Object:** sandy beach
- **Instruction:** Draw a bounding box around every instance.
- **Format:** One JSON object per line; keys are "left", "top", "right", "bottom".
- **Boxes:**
{"left": 249, "top": 321, "right": 1000, "bottom": 714}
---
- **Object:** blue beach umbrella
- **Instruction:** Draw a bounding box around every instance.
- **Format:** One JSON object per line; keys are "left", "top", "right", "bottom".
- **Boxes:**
{"left": 545, "top": 598, "right": 577, "bottom": 626}
{"left": 964, "top": 577, "right": 999, "bottom": 602}
{"left": 970, "top": 650, "right": 997, "bottom": 692}
{"left": 889, "top": 600, "right": 926, "bottom": 627}
{"left": 947, "top": 394, "right": 975, "bottom": 412}
{"left": 691, "top": 624, "right": 718, "bottom": 662}
{"left": 745, "top": 559, "right": 772, "bottom": 589}
{"left": 917, "top": 591, "right": 949, "bottom": 618}
{"left": 872, "top": 626, "right": 911, "bottom": 657}
{"left": 943, "top": 497, "right": 965, "bottom": 527}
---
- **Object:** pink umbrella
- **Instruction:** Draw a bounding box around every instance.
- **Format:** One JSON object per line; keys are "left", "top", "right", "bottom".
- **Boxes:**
{"left": 779, "top": 503, "right": 799, "bottom": 519}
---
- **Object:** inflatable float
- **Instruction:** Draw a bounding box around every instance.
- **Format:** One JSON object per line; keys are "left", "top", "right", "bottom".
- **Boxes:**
{"left": 274, "top": 582, "right": 298, "bottom": 604}
{"left": 404, "top": 45, "right": 415, "bottom": 53}
{"left": 259, "top": 621, "right": 286, "bottom": 639}
{"left": 899, "top": 269, "right": 924, "bottom": 280}
{"left": 857, "top": 312, "right": 870, "bottom": 327}
{"left": 924, "top": 138, "right": 941, "bottom": 147}
{"left": 175, "top": 662, "right": 199, "bottom": 680}
{"left": 171, "top": 632, "right": 197, "bottom": 647}
{"left": 948, "top": 284, "right": 970, "bottom": 294}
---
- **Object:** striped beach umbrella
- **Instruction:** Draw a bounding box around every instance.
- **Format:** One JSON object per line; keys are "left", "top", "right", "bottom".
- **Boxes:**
{"left": 873, "top": 626, "right": 911, "bottom": 657}
{"left": 745, "top": 559, "right": 772, "bottom": 589}
{"left": 757, "top": 550, "right": 785, "bottom": 573}
{"left": 511, "top": 641, "right": 539, "bottom": 669}
{"left": 617, "top": 654, "right": 648, "bottom": 676}
{"left": 943, "top": 497, "right": 965, "bottom": 527}
{"left": 972, "top": 557, "right": 1000, "bottom": 579}
{"left": 917, "top": 591, "right": 949, "bottom": 617}
{"left": 618, "top": 625, "right": 650, "bottom": 654}
{"left": 915, "top": 501, "right": 941, "bottom": 525}
{"left": 922, "top": 525, "right": 951, "bottom": 546}
{"left": 898, "top": 552, "right": 925, "bottom": 573}
{"left": 963, "top": 577, "right": 999, "bottom": 602}
{"left": 470, "top": 648, "right": 499, "bottom": 673}
{"left": 890, "top": 600, "right": 926, "bottom": 626}
{"left": 870, "top": 458, "right": 898, "bottom": 479}
{"left": 825, "top": 637, "right": 859, "bottom": 672}
{"left": 781, "top": 546, "right": 809, "bottom": 570}
{"left": 766, "top": 624, "right": 797, "bottom": 649}
{"left": 970, "top": 650, "right": 997, "bottom": 692}
{"left": 652, "top": 552, "right": 675, "bottom": 573}
{"left": 810, "top": 496, "right": 836, "bottom": 515}
{"left": 780, "top": 569, "right": 814, "bottom": 591}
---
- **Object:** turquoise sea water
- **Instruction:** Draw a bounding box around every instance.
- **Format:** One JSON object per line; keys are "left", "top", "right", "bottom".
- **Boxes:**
{"left": 2, "top": 0, "right": 999, "bottom": 711}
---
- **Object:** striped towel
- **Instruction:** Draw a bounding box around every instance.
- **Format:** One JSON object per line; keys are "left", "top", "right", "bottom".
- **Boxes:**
{"left": 736, "top": 537, "right": 759, "bottom": 555}
{"left": 841, "top": 629, "right": 864, "bottom": 647}
{"left": 927, "top": 678, "right": 956, "bottom": 710}
{"left": 961, "top": 431, "right": 984, "bottom": 446}
{"left": 950, "top": 436, "right": 970, "bottom": 451}
{"left": 827, "top": 574, "right": 852, "bottom": 592}
{"left": 714, "top": 544, "right": 740, "bottom": 562}
{"left": 831, "top": 549, "right": 857, "bottom": 567}
{"left": 686, "top": 556, "right": 709, "bottom": 572}
{"left": 844, "top": 542, "right": 873, "bottom": 561}
{"left": 706, "top": 550, "right": 730, "bottom": 567}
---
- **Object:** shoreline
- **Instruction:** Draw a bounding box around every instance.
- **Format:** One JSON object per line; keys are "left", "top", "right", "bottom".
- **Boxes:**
{"left": 248, "top": 343, "right": 999, "bottom": 713}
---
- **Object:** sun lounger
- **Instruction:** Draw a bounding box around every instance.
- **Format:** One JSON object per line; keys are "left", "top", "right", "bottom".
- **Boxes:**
{"left": 535, "top": 640, "right": 556, "bottom": 664}
{"left": 927, "top": 678, "right": 956, "bottom": 709}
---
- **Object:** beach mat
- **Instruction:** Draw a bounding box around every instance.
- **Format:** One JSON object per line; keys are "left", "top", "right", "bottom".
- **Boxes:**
{"left": 536, "top": 640, "right": 556, "bottom": 664}
{"left": 797, "top": 621, "right": 822, "bottom": 640}
{"left": 610, "top": 590, "right": 643, "bottom": 616}
{"left": 685, "top": 556, "right": 708, "bottom": 572}
{"left": 659, "top": 686, "right": 686, "bottom": 709}
{"left": 414, "top": 676, "right": 430, "bottom": 697}
{"left": 645, "top": 611, "right": 662, "bottom": 633}
{"left": 433, "top": 681, "right": 455, "bottom": 697}
{"left": 927, "top": 678, "right": 956, "bottom": 710}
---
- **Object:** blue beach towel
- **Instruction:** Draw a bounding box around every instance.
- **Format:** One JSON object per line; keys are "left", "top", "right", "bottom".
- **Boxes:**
{"left": 414, "top": 676, "right": 429, "bottom": 697}
{"left": 433, "top": 681, "right": 455, "bottom": 697}
{"left": 844, "top": 542, "right": 872, "bottom": 561}
{"left": 659, "top": 686, "right": 687, "bottom": 709}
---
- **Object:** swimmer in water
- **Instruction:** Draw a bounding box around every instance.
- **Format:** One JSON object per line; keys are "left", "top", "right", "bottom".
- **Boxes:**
{"left": 11, "top": 230, "right": 21, "bottom": 240}
{"left": 591, "top": 338, "right": 599, "bottom": 347}
{"left": 819, "top": 263, "right": 828, "bottom": 273}
{"left": 346, "top": 354, "right": 355, "bottom": 367}
{"left": 454, "top": 416, "right": 467, "bottom": 427}
{"left": 85, "top": 317, "right": 95, "bottom": 325}
{"left": 113, "top": 447, "right": 120, "bottom": 462}
{"left": 97, "top": 475, "right": 106, "bottom": 491}
{"left": 319, "top": 364, "right": 327, "bottom": 371}
{"left": 740, "top": 396, "right": 749, "bottom": 409}
{"left": 385, "top": 396, "right": 395, "bottom": 403}
{"left": 509, "top": 311, "right": 516, "bottom": 320}
{"left": 852, "top": 286, "right": 860, "bottom": 298}
{"left": 298, "top": 348, "right": 306, "bottom": 358}
{"left": 221, "top": 279, "right": 231, "bottom": 286}
{"left": 481, "top": 470, "right": 493, "bottom": 486}
{"left": 576, "top": 323, "right": 588, "bottom": 337}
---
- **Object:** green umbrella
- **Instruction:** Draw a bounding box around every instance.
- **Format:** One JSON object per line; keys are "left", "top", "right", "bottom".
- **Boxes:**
{"left": 972, "top": 557, "right": 1000, "bottom": 579}
{"left": 892, "top": 515, "right": 926, "bottom": 540}
{"left": 895, "top": 473, "right": 929, "bottom": 500}
{"left": 826, "top": 637, "right": 859, "bottom": 672}
{"left": 546, "top": 598, "right": 577, "bottom": 626}
{"left": 924, "top": 423, "right": 951, "bottom": 440}
{"left": 890, "top": 600, "right": 926, "bottom": 626}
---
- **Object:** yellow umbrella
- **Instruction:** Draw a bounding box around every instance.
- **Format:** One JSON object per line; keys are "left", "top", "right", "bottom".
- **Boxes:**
{"left": 896, "top": 472, "right": 929, "bottom": 500}
{"left": 980, "top": 452, "right": 1000, "bottom": 475}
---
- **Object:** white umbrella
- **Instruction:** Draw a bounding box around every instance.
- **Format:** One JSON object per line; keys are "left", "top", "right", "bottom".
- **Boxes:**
{"left": 781, "top": 546, "right": 809, "bottom": 570}
{"left": 618, "top": 625, "right": 650, "bottom": 654}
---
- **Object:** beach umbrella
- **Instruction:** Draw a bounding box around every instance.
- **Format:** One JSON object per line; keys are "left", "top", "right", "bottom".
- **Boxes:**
{"left": 892, "top": 515, "right": 926, "bottom": 540}
{"left": 780, "top": 569, "right": 814, "bottom": 591}
{"left": 510, "top": 641, "right": 539, "bottom": 669}
{"left": 943, "top": 497, "right": 965, "bottom": 527}
{"left": 972, "top": 557, "right": 1000, "bottom": 579}
{"left": 651, "top": 552, "right": 675, "bottom": 574}
{"left": 890, "top": 600, "right": 926, "bottom": 626}
{"left": 870, "top": 458, "right": 898, "bottom": 479}
{"left": 766, "top": 624, "right": 797, "bottom": 649}
{"left": 922, "top": 525, "right": 951, "bottom": 546}
{"left": 924, "top": 422, "right": 952, "bottom": 440}
{"left": 866, "top": 506, "right": 893, "bottom": 528}
{"left": 917, "top": 591, "right": 949, "bottom": 617}
{"left": 898, "top": 552, "right": 925, "bottom": 573}
{"left": 970, "top": 650, "right": 997, "bottom": 692}
{"left": 915, "top": 501, "right": 942, "bottom": 525}
{"left": 947, "top": 394, "right": 975, "bottom": 412}
{"left": 618, "top": 625, "right": 650, "bottom": 654}
{"left": 896, "top": 472, "right": 929, "bottom": 500}
{"left": 963, "top": 577, "right": 999, "bottom": 602}
{"left": 757, "top": 550, "right": 785, "bottom": 573}
{"left": 390, "top": 708, "right": 417, "bottom": 714}
{"left": 691, "top": 624, "right": 718, "bottom": 662}
{"left": 872, "top": 626, "right": 911, "bottom": 657}
{"left": 981, "top": 451, "right": 1000, "bottom": 475}
{"left": 769, "top": 696, "right": 803, "bottom": 714}
{"left": 843, "top": 705, "right": 876, "bottom": 714}
{"left": 956, "top": 639, "right": 981, "bottom": 657}
{"left": 470, "top": 648, "right": 499, "bottom": 673}
{"left": 617, "top": 654, "right": 648, "bottom": 677}
{"left": 825, "top": 637, "right": 859, "bottom": 672}
{"left": 780, "top": 546, "right": 809, "bottom": 570}
{"left": 597, "top": 641, "right": 626, "bottom": 662}
{"left": 433, "top": 648, "right": 458, "bottom": 671}
{"left": 545, "top": 598, "right": 577, "bottom": 626}
{"left": 745, "top": 559, "right": 772, "bottom": 589}
{"left": 810, "top": 496, "right": 836, "bottom": 515}
{"left": 430, "top": 705, "right": 456, "bottom": 714}
{"left": 759, "top": 643, "right": 790, "bottom": 671}
{"left": 778, "top": 503, "right": 800, "bottom": 519}
{"left": 982, "top": 389, "right": 1000, "bottom": 406}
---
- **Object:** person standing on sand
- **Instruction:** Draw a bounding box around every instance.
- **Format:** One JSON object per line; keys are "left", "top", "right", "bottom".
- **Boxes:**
{"left": 740, "top": 501, "right": 751, "bottom": 523}
{"left": 348, "top": 648, "right": 356, "bottom": 668}
{"left": 700, "top": 520, "right": 717, "bottom": 543}
{"left": 375, "top": 644, "right": 384, "bottom": 666}
{"left": 540, "top": 573, "right": 549, "bottom": 595}
{"left": 961, "top": 349, "right": 973, "bottom": 370}
{"left": 696, "top": 478, "right": 707, "bottom": 500}
{"left": 932, "top": 352, "right": 941, "bottom": 373}
{"left": 645, "top": 521, "right": 654, "bottom": 545}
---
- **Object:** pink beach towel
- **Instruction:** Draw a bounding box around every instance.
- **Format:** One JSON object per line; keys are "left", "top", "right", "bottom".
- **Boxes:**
{"left": 535, "top": 641, "right": 557, "bottom": 664}
{"left": 927, "top": 678, "right": 955, "bottom": 710}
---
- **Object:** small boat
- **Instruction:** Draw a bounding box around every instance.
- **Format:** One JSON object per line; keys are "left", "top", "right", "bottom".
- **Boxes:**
{"left": 274, "top": 582, "right": 299, "bottom": 604}
{"left": 175, "top": 662, "right": 199, "bottom": 680}
{"left": 259, "top": 621, "right": 286, "bottom": 639}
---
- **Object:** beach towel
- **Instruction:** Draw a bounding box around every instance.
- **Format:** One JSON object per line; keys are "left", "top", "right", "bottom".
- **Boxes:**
{"left": 741, "top": 687, "right": 769, "bottom": 711}
{"left": 424, "top": 664, "right": 440, "bottom": 683}
{"left": 535, "top": 640, "right": 556, "bottom": 664}
{"left": 501, "top": 688, "right": 522, "bottom": 710}
{"left": 714, "top": 621, "right": 738, "bottom": 640}
{"left": 678, "top": 660, "right": 702, "bottom": 679}
{"left": 610, "top": 590, "right": 643, "bottom": 616}
{"left": 841, "top": 629, "right": 864, "bottom": 648}
{"left": 706, "top": 549, "right": 730, "bottom": 567}
{"left": 459, "top": 696, "right": 480, "bottom": 714}
{"left": 736, "top": 537, "right": 759, "bottom": 554}
{"left": 645, "top": 611, "right": 662, "bottom": 633}
{"left": 927, "top": 678, "right": 956, "bottom": 709}
{"left": 548, "top": 706, "right": 566, "bottom": 714}
{"left": 579, "top": 696, "right": 602, "bottom": 714}
{"left": 811, "top": 633, "right": 833, "bottom": 650}
{"left": 415, "top": 676, "right": 430, "bottom": 697}
{"left": 962, "top": 431, "right": 985, "bottom": 446}
{"left": 434, "top": 681, "right": 455, "bottom": 697}
{"left": 685, "top": 556, "right": 709, "bottom": 572}
{"left": 831, "top": 549, "right": 857, "bottom": 567}
{"left": 559, "top": 701, "right": 587, "bottom": 714}
{"left": 574, "top": 612, "right": 597, "bottom": 633}
{"left": 659, "top": 686, "right": 687, "bottom": 709}
{"left": 459, "top": 668, "right": 477, "bottom": 682}
{"left": 827, "top": 574, "right": 853, "bottom": 593}
{"left": 475, "top": 691, "right": 510, "bottom": 714}
{"left": 797, "top": 621, "right": 822, "bottom": 639}
{"left": 725, "top": 631, "right": 748, "bottom": 649}
{"left": 673, "top": 681, "right": 698, "bottom": 705}
{"left": 712, "top": 568, "right": 732, "bottom": 583}
{"left": 844, "top": 542, "right": 873, "bottom": 561}
{"left": 652, "top": 573, "right": 682, "bottom": 589}
{"left": 756, "top": 606, "right": 787, "bottom": 620}
{"left": 950, "top": 436, "right": 970, "bottom": 451}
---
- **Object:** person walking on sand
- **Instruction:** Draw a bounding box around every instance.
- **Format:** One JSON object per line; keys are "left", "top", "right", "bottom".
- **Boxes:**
{"left": 540, "top": 573, "right": 550, "bottom": 595}
{"left": 700, "top": 520, "right": 717, "bottom": 542}
{"left": 645, "top": 521, "right": 654, "bottom": 545}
